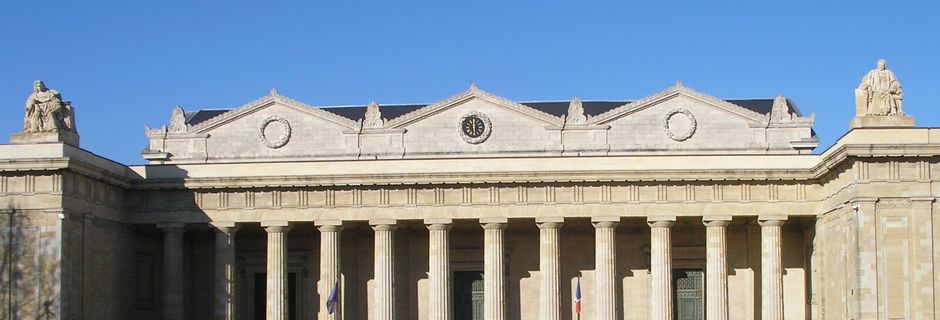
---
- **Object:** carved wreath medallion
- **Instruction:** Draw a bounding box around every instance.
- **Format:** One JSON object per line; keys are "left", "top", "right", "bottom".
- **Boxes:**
{"left": 259, "top": 115, "right": 292, "bottom": 149}
{"left": 459, "top": 111, "right": 492, "bottom": 144}
{"left": 663, "top": 108, "right": 697, "bottom": 141}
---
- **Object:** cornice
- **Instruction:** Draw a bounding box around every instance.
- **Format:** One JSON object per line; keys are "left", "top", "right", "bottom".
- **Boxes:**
{"left": 187, "top": 91, "right": 359, "bottom": 133}
{"left": 385, "top": 85, "right": 563, "bottom": 128}
{"left": 589, "top": 83, "right": 767, "bottom": 125}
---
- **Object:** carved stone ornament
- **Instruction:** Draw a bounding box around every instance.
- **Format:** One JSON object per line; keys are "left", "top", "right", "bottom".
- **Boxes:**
{"left": 769, "top": 95, "right": 792, "bottom": 122}
{"left": 168, "top": 106, "right": 188, "bottom": 133}
{"left": 856, "top": 59, "right": 904, "bottom": 116}
{"left": 458, "top": 111, "right": 492, "bottom": 144}
{"left": 21, "top": 80, "right": 76, "bottom": 134}
{"left": 362, "top": 101, "right": 385, "bottom": 129}
{"left": 258, "top": 115, "right": 291, "bottom": 149}
{"left": 565, "top": 96, "right": 588, "bottom": 125}
{"left": 663, "top": 108, "right": 697, "bottom": 141}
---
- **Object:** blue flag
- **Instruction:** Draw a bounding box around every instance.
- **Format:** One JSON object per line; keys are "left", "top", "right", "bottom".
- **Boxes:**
{"left": 326, "top": 278, "right": 339, "bottom": 314}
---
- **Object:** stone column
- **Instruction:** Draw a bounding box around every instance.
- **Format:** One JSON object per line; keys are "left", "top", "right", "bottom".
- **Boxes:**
{"left": 537, "top": 218, "right": 563, "bottom": 320}
{"left": 372, "top": 220, "right": 397, "bottom": 320}
{"left": 263, "top": 221, "right": 291, "bottom": 320}
{"left": 703, "top": 216, "right": 731, "bottom": 320}
{"left": 758, "top": 216, "right": 786, "bottom": 320}
{"left": 159, "top": 223, "right": 186, "bottom": 320}
{"left": 482, "top": 218, "right": 508, "bottom": 320}
{"left": 592, "top": 217, "right": 619, "bottom": 320}
{"left": 648, "top": 217, "right": 675, "bottom": 320}
{"left": 426, "top": 219, "right": 453, "bottom": 320}
{"left": 211, "top": 222, "right": 238, "bottom": 320}
{"left": 317, "top": 221, "right": 343, "bottom": 320}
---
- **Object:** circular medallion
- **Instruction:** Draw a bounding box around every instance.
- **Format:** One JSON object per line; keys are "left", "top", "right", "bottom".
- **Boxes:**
{"left": 459, "top": 111, "right": 492, "bottom": 144}
{"left": 259, "top": 115, "right": 292, "bottom": 149}
{"left": 663, "top": 108, "right": 697, "bottom": 141}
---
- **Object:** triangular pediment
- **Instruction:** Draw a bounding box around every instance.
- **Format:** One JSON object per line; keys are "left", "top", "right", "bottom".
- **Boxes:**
{"left": 588, "top": 83, "right": 768, "bottom": 125}
{"left": 187, "top": 90, "right": 360, "bottom": 134}
{"left": 385, "top": 85, "right": 564, "bottom": 128}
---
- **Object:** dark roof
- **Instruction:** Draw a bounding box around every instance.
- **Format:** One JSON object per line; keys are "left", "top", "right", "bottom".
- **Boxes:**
{"left": 184, "top": 98, "right": 800, "bottom": 126}
{"left": 325, "top": 104, "right": 428, "bottom": 122}
{"left": 521, "top": 101, "right": 629, "bottom": 117}
{"left": 185, "top": 110, "right": 227, "bottom": 125}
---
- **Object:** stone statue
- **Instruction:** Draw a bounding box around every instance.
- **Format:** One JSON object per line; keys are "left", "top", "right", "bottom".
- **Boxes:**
{"left": 362, "top": 101, "right": 385, "bottom": 129}
{"left": 857, "top": 59, "right": 903, "bottom": 116}
{"left": 769, "top": 95, "right": 792, "bottom": 122}
{"left": 22, "top": 80, "right": 75, "bottom": 133}
{"left": 565, "top": 96, "right": 587, "bottom": 125}
{"left": 168, "top": 106, "right": 188, "bottom": 133}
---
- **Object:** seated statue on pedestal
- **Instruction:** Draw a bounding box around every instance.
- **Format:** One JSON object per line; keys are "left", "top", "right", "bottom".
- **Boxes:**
{"left": 856, "top": 59, "right": 904, "bottom": 116}
{"left": 22, "top": 80, "right": 76, "bottom": 133}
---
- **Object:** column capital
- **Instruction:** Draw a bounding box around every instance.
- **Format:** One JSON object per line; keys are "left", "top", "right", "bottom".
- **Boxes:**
{"left": 369, "top": 219, "right": 397, "bottom": 227}
{"left": 537, "top": 221, "right": 563, "bottom": 229}
{"left": 317, "top": 224, "right": 344, "bottom": 233}
{"left": 482, "top": 222, "right": 507, "bottom": 230}
{"left": 592, "top": 221, "right": 619, "bottom": 229}
{"left": 647, "top": 215, "right": 676, "bottom": 228}
{"left": 210, "top": 221, "right": 239, "bottom": 233}
{"left": 424, "top": 218, "right": 453, "bottom": 225}
{"left": 427, "top": 223, "right": 453, "bottom": 231}
{"left": 702, "top": 215, "right": 732, "bottom": 227}
{"left": 315, "top": 219, "right": 344, "bottom": 227}
{"left": 372, "top": 223, "right": 398, "bottom": 232}
{"left": 158, "top": 222, "right": 186, "bottom": 232}
{"left": 261, "top": 220, "right": 290, "bottom": 227}
{"left": 758, "top": 215, "right": 787, "bottom": 227}
{"left": 535, "top": 216, "right": 564, "bottom": 224}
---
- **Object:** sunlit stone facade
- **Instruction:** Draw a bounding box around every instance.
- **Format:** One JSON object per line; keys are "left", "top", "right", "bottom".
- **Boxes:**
{"left": 1, "top": 65, "right": 937, "bottom": 319}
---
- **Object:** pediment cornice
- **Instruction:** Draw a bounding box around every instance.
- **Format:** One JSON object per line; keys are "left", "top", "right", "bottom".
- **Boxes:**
{"left": 385, "top": 84, "right": 563, "bottom": 128}
{"left": 187, "top": 90, "right": 360, "bottom": 133}
{"left": 589, "top": 82, "right": 768, "bottom": 125}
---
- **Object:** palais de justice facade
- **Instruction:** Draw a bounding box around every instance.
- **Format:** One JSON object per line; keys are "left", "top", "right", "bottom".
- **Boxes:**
{"left": 0, "top": 60, "right": 936, "bottom": 320}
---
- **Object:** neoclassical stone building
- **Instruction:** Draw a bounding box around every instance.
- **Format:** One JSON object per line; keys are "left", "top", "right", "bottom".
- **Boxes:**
{"left": 0, "top": 61, "right": 936, "bottom": 320}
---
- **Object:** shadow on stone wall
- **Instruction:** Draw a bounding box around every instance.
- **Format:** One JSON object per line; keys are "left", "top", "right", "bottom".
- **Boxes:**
{"left": 0, "top": 207, "right": 61, "bottom": 319}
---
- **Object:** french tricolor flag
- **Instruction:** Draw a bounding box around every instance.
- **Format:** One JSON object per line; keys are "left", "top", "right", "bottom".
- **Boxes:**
{"left": 574, "top": 277, "right": 582, "bottom": 316}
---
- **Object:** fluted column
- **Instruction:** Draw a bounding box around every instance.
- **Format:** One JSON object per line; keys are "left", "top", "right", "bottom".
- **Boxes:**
{"left": 264, "top": 222, "right": 290, "bottom": 320}
{"left": 648, "top": 217, "right": 675, "bottom": 320}
{"left": 317, "top": 221, "right": 343, "bottom": 320}
{"left": 372, "top": 220, "right": 397, "bottom": 320}
{"left": 703, "top": 216, "right": 730, "bottom": 320}
{"left": 426, "top": 219, "right": 453, "bottom": 320}
{"left": 537, "top": 218, "right": 563, "bottom": 320}
{"left": 159, "top": 223, "right": 186, "bottom": 320}
{"left": 759, "top": 216, "right": 786, "bottom": 320}
{"left": 592, "top": 218, "right": 619, "bottom": 320}
{"left": 482, "top": 219, "right": 507, "bottom": 320}
{"left": 212, "top": 222, "right": 238, "bottom": 320}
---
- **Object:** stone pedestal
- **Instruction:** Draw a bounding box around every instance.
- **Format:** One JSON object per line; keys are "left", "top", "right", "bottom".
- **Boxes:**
{"left": 759, "top": 217, "right": 786, "bottom": 320}
{"left": 159, "top": 223, "right": 186, "bottom": 320}
{"left": 317, "top": 222, "right": 343, "bottom": 320}
{"left": 10, "top": 130, "right": 79, "bottom": 146}
{"left": 849, "top": 115, "right": 914, "bottom": 129}
{"left": 372, "top": 221, "right": 397, "bottom": 320}
{"left": 482, "top": 219, "right": 507, "bottom": 320}
{"left": 264, "top": 223, "right": 291, "bottom": 320}
{"left": 537, "top": 218, "right": 563, "bottom": 320}
{"left": 592, "top": 218, "right": 619, "bottom": 320}
{"left": 648, "top": 217, "right": 675, "bottom": 320}
{"left": 427, "top": 219, "right": 453, "bottom": 320}
{"left": 212, "top": 222, "right": 238, "bottom": 320}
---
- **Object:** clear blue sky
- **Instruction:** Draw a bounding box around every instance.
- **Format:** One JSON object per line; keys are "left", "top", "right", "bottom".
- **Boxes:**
{"left": 2, "top": 1, "right": 938, "bottom": 164}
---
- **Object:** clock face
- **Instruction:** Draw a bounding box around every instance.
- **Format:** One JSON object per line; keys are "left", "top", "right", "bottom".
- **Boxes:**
{"left": 461, "top": 116, "right": 486, "bottom": 138}
{"left": 458, "top": 112, "right": 492, "bottom": 144}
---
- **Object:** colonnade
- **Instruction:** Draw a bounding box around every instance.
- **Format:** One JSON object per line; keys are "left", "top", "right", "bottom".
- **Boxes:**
{"left": 158, "top": 215, "right": 789, "bottom": 320}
